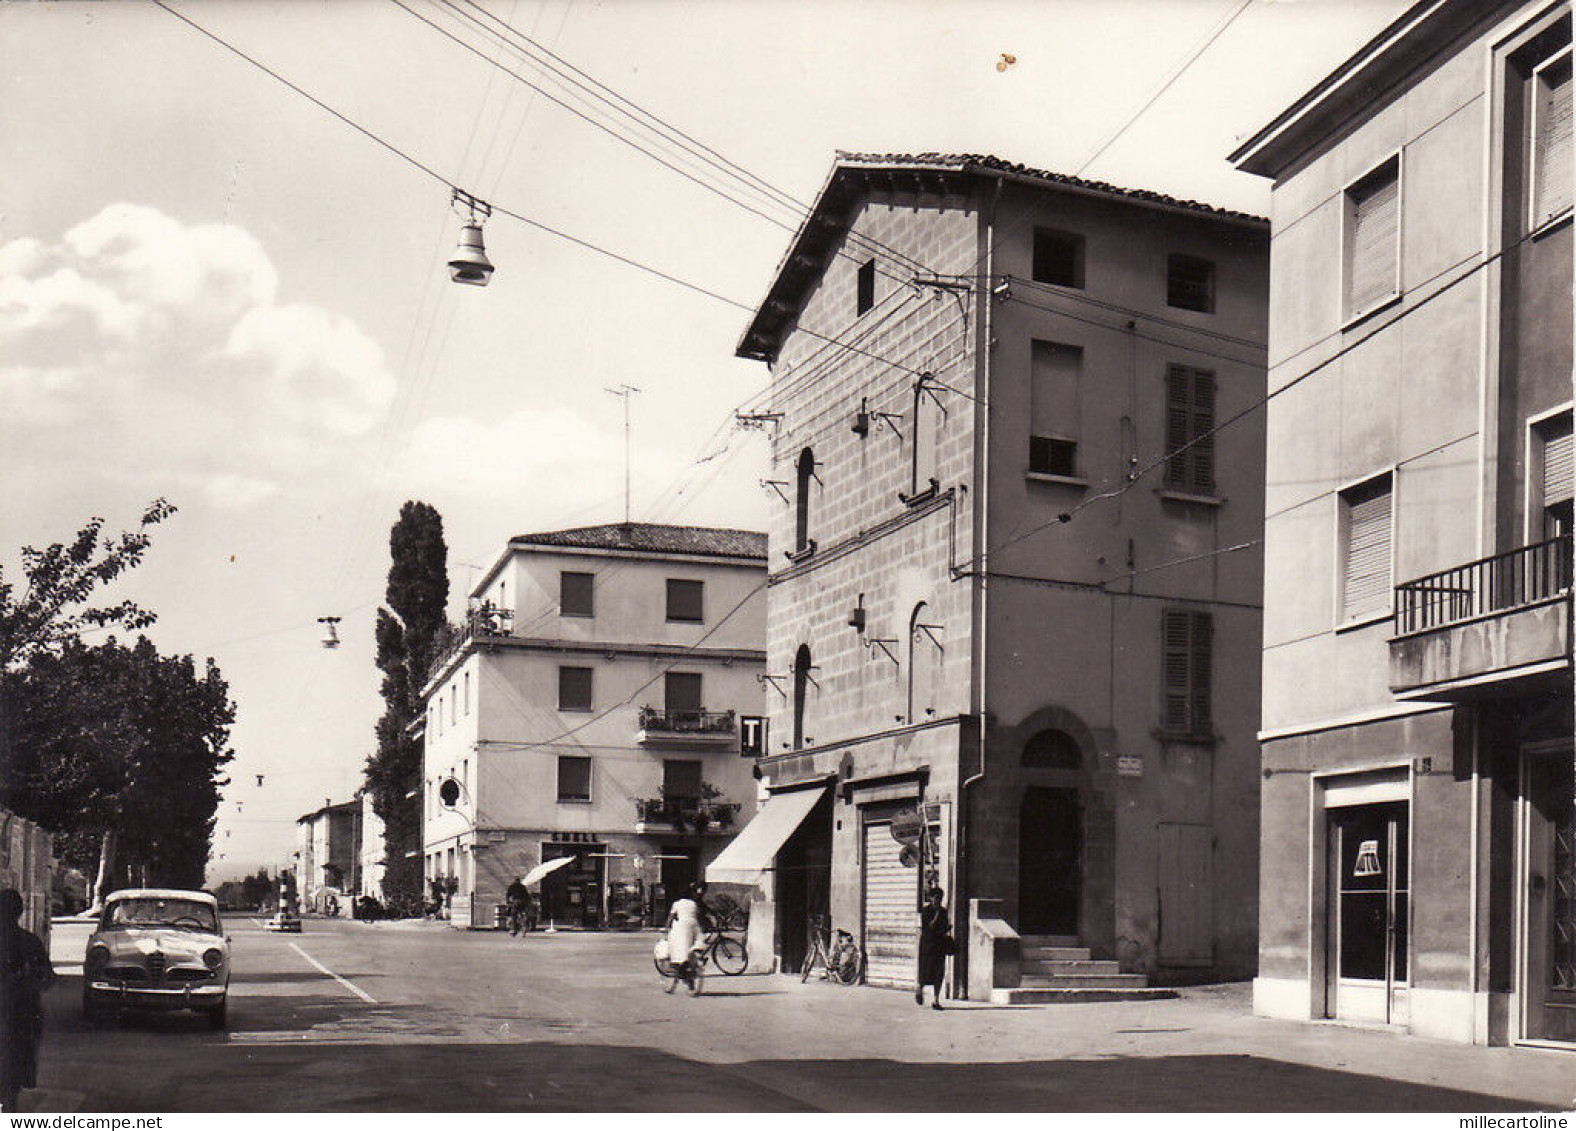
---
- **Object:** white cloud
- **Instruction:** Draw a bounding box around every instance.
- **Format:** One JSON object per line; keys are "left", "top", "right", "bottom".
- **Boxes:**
{"left": 0, "top": 364, "right": 86, "bottom": 426}
{"left": 222, "top": 304, "right": 395, "bottom": 436}
{"left": 195, "top": 473, "right": 281, "bottom": 511}
{"left": 0, "top": 267, "right": 139, "bottom": 340}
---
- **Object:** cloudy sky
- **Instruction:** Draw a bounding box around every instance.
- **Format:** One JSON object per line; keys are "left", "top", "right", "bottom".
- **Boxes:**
{"left": 0, "top": 0, "right": 1409, "bottom": 879}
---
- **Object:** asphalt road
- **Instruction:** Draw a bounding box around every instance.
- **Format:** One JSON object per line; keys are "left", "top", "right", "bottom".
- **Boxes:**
{"left": 18, "top": 917, "right": 1574, "bottom": 1112}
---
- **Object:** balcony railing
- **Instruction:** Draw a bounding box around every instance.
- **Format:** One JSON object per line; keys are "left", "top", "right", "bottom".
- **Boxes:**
{"left": 427, "top": 603, "right": 514, "bottom": 684}
{"left": 633, "top": 797, "right": 741, "bottom": 832}
{"left": 1395, "top": 535, "right": 1572, "bottom": 636}
{"left": 637, "top": 706, "right": 737, "bottom": 736}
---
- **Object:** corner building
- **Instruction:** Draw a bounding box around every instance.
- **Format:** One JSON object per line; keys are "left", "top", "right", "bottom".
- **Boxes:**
{"left": 1232, "top": 0, "right": 1574, "bottom": 1045}
{"left": 420, "top": 523, "right": 766, "bottom": 929}
{"left": 724, "top": 154, "right": 1269, "bottom": 994}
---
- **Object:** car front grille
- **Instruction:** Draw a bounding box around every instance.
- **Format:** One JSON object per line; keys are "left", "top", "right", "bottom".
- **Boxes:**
{"left": 163, "top": 968, "right": 213, "bottom": 984}
{"left": 101, "top": 965, "right": 149, "bottom": 983}
{"left": 147, "top": 953, "right": 166, "bottom": 982}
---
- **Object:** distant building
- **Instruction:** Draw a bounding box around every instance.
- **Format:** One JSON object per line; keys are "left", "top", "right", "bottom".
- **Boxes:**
{"left": 728, "top": 152, "right": 1269, "bottom": 994}
{"left": 420, "top": 522, "right": 767, "bottom": 929}
{"left": 358, "top": 791, "right": 385, "bottom": 903}
{"left": 1232, "top": 0, "right": 1573, "bottom": 1045}
{"left": 294, "top": 799, "right": 360, "bottom": 915}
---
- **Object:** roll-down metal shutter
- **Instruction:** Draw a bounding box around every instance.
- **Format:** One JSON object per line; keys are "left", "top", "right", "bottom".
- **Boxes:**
{"left": 1343, "top": 478, "right": 1393, "bottom": 619}
{"left": 1543, "top": 420, "right": 1573, "bottom": 509}
{"left": 862, "top": 823, "right": 918, "bottom": 988}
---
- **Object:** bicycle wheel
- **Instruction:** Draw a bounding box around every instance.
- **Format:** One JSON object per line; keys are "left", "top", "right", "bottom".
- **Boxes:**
{"left": 831, "top": 942, "right": 863, "bottom": 985}
{"left": 653, "top": 953, "right": 675, "bottom": 979}
{"left": 800, "top": 944, "right": 818, "bottom": 983}
{"left": 711, "top": 936, "right": 748, "bottom": 975}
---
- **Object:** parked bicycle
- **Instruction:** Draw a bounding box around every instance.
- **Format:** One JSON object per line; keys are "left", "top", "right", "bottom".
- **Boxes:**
{"left": 801, "top": 915, "right": 862, "bottom": 984}
{"left": 654, "top": 926, "right": 748, "bottom": 984}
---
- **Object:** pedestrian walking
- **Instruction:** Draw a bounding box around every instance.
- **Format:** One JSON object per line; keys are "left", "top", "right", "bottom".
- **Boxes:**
{"left": 663, "top": 884, "right": 708, "bottom": 993}
{"left": 915, "top": 885, "right": 952, "bottom": 1010}
{"left": 1, "top": 888, "right": 54, "bottom": 1112}
{"left": 505, "top": 875, "right": 530, "bottom": 935}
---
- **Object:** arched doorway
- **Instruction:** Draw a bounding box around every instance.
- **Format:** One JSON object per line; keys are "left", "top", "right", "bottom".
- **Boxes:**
{"left": 1018, "top": 730, "right": 1083, "bottom": 936}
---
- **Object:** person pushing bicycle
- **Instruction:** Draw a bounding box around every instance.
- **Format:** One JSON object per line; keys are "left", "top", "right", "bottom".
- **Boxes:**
{"left": 663, "top": 883, "right": 710, "bottom": 993}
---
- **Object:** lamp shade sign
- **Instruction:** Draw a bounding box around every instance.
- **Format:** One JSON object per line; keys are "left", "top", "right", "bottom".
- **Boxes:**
{"left": 888, "top": 807, "right": 924, "bottom": 846}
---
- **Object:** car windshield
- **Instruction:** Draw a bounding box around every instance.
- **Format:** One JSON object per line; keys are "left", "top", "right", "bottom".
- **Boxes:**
{"left": 105, "top": 898, "right": 219, "bottom": 933}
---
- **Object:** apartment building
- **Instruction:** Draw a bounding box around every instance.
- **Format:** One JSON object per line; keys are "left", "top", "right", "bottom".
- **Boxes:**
{"left": 420, "top": 522, "right": 766, "bottom": 929}
{"left": 721, "top": 153, "right": 1269, "bottom": 995}
{"left": 1232, "top": 0, "right": 1574, "bottom": 1045}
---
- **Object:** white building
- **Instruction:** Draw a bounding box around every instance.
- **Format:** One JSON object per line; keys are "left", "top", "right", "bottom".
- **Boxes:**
{"left": 420, "top": 522, "right": 768, "bottom": 928}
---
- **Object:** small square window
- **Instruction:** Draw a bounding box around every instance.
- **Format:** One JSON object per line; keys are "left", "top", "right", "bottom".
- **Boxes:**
{"left": 666, "top": 579, "right": 704, "bottom": 623}
{"left": 856, "top": 259, "right": 876, "bottom": 315}
{"left": 560, "top": 571, "right": 594, "bottom": 617}
{"left": 557, "top": 755, "right": 591, "bottom": 803}
{"left": 1032, "top": 228, "right": 1084, "bottom": 289}
{"left": 1029, "top": 436, "right": 1078, "bottom": 477}
{"left": 1167, "top": 254, "right": 1215, "bottom": 313}
{"left": 558, "top": 665, "right": 593, "bottom": 711}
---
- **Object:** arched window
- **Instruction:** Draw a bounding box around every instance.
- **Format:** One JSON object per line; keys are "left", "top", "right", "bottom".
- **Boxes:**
{"left": 1022, "top": 729, "right": 1082, "bottom": 771}
{"left": 907, "top": 602, "right": 941, "bottom": 721}
{"left": 910, "top": 379, "right": 940, "bottom": 498}
{"left": 795, "top": 448, "right": 815, "bottom": 552}
{"left": 792, "top": 643, "right": 812, "bottom": 749}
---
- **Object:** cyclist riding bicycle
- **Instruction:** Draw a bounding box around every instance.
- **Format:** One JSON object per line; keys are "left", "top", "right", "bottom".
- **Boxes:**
{"left": 504, "top": 876, "right": 531, "bottom": 935}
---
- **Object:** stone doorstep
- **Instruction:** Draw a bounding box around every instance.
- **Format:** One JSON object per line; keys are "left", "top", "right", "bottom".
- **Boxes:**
{"left": 1019, "top": 972, "right": 1154, "bottom": 990}
{"left": 991, "top": 985, "right": 1180, "bottom": 1005}
{"left": 1019, "top": 958, "right": 1124, "bottom": 976}
{"left": 1021, "top": 946, "right": 1093, "bottom": 961}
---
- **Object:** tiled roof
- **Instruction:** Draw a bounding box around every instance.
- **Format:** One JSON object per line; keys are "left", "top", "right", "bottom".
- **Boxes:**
{"left": 512, "top": 522, "right": 767, "bottom": 561}
{"left": 835, "top": 152, "right": 1267, "bottom": 225}
{"left": 737, "top": 152, "right": 1265, "bottom": 362}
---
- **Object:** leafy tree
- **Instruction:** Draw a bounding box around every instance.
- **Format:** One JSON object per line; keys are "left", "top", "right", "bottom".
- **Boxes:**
{"left": 1, "top": 636, "right": 235, "bottom": 898}
{"left": 0, "top": 499, "right": 176, "bottom": 670}
{"left": 363, "top": 501, "right": 448, "bottom": 910}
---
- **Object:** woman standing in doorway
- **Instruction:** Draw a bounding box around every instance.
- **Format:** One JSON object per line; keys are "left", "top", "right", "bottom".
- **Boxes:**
{"left": 915, "top": 886, "right": 951, "bottom": 1010}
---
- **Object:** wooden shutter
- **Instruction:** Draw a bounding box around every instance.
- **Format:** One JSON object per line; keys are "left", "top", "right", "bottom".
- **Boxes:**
{"left": 1165, "top": 368, "right": 1191, "bottom": 487}
{"left": 1343, "top": 477, "right": 1393, "bottom": 619}
{"left": 1162, "top": 610, "right": 1210, "bottom": 735}
{"left": 1536, "top": 55, "right": 1573, "bottom": 225}
{"left": 1544, "top": 418, "right": 1573, "bottom": 508}
{"left": 1165, "top": 366, "right": 1215, "bottom": 491}
{"left": 1348, "top": 164, "right": 1399, "bottom": 315}
{"left": 664, "top": 671, "right": 703, "bottom": 712}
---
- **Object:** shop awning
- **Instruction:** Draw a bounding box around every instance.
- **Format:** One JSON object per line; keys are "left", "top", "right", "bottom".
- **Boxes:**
{"left": 704, "top": 786, "right": 826, "bottom": 885}
{"left": 522, "top": 855, "right": 577, "bottom": 886}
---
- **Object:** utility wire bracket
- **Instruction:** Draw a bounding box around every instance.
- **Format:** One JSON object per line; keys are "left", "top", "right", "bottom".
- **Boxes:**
{"left": 914, "top": 623, "right": 946, "bottom": 652}
{"left": 760, "top": 480, "right": 791, "bottom": 505}
{"left": 867, "top": 639, "right": 900, "bottom": 665}
{"left": 872, "top": 411, "right": 905, "bottom": 440}
{"left": 736, "top": 412, "right": 782, "bottom": 433}
{"left": 758, "top": 673, "right": 789, "bottom": 700}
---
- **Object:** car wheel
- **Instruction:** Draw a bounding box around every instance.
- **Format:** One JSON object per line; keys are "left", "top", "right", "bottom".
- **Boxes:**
{"left": 206, "top": 997, "right": 228, "bottom": 1030}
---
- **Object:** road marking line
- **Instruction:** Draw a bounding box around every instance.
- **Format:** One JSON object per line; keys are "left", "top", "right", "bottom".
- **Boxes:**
{"left": 287, "top": 941, "right": 377, "bottom": 1003}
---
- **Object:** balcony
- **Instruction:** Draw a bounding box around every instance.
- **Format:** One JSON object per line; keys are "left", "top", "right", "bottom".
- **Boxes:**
{"left": 427, "top": 602, "right": 514, "bottom": 684}
{"left": 636, "top": 706, "right": 737, "bottom": 746}
{"left": 633, "top": 797, "right": 741, "bottom": 835}
{"left": 1390, "top": 536, "right": 1572, "bottom": 701}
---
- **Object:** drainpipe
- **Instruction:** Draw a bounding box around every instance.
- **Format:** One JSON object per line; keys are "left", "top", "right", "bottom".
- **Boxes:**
{"left": 959, "top": 175, "right": 1003, "bottom": 990}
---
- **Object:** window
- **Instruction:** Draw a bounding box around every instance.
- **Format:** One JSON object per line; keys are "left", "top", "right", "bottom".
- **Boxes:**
{"left": 560, "top": 571, "right": 594, "bottom": 617}
{"left": 1161, "top": 610, "right": 1212, "bottom": 737}
{"left": 557, "top": 755, "right": 591, "bottom": 803}
{"left": 1167, "top": 254, "right": 1215, "bottom": 313}
{"left": 1339, "top": 473, "right": 1394, "bottom": 622}
{"left": 794, "top": 447, "right": 815, "bottom": 554}
{"left": 1164, "top": 364, "right": 1216, "bottom": 494}
{"left": 1029, "top": 341, "right": 1082, "bottom": 477}
{"left": 792, "top": 643, "right": 812, "bottom": 750}
{"left": 1534, "top": 411, "right": 1573, "bottom": 539}
{"left": 558, "top": 665, "right": 593, "bottom": 711}
{"left": 463, "top": 671, "right": 470, "bottom": 715}
{"left": 1532, "top": 49, "right": 1573, "bottom": 227}
{"left": 1344, "top": 156, "right": 1401, "bottom": 319}
{"left": 665, "top": 579, "right": 704, "bottom": 623}
{"left": 665, "top": 671, "right": 703, "bottom": 712}
{"left": 662, "top": 758, "right": 703, "bottom": 801}
{"left": 907, "top": 602, "right": 942, "bottom": 722}
{"left": 857, "top": 259, "right": 876, "bottom": 315}
{"left": 1032, "top": 228, "right": 1084, "bottom": 288}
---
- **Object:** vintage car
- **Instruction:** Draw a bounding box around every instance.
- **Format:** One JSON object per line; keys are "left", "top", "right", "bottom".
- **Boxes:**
{"left": 83, "top": 888, "right": 231, "bottom": 1028}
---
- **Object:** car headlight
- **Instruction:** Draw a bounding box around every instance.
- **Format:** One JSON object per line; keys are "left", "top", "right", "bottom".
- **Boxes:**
{"left": 86, "top": 945, "right": 111, "bottom": 970}
{"left": 203, "top": 948, "right": 224, "bottom": 969}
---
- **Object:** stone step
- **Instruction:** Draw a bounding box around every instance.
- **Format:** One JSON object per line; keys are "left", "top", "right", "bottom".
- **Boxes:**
{"left": 1018, "top": 934, "right": 1080, "bottom": 948}
{"left": 1019, "top": 958, "right": 1123, "bottom": 976}
{"left": 1020, "top": 946, "right": 1092, "bottom": 962}
{"left": 992, "top": 985, "right": 1178, "bottom": 1005}
{"left": 1018, "top": 972, "right": 1152, "bottom": 990}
